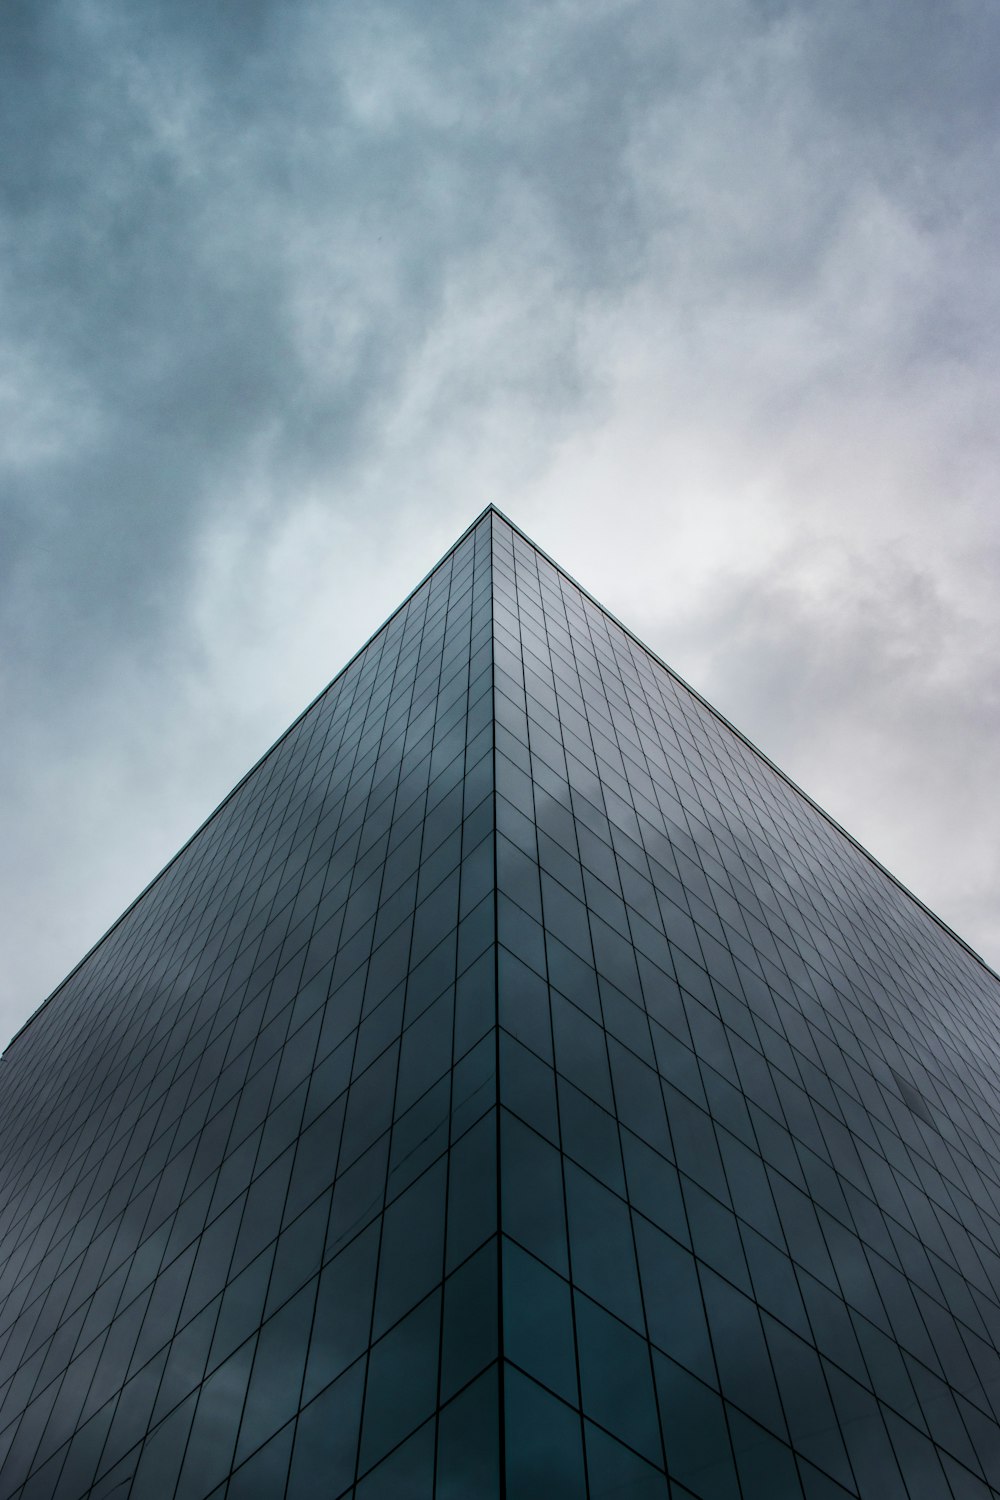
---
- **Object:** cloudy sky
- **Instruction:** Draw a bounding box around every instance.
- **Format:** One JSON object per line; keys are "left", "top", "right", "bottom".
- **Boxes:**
{"left": 2, "top": 0, "right": 998, "bottom": 1050}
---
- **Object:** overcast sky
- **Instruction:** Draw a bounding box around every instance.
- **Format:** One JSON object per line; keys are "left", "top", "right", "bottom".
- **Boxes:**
{"left": 2, "top": 0, "right": 998, "bottom": 1050}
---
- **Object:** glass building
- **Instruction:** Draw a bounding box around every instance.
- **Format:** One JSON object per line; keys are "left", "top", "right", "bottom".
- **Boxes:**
{"left": 2, "top": 507, "right": 1000, "bottom": 1499}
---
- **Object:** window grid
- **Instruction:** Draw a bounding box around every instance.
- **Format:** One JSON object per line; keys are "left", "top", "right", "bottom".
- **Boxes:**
{"left": 1, "top": 509, "right": 998, "bottom": 1498}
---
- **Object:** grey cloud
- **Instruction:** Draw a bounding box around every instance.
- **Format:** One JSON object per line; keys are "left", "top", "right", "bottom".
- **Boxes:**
{"left": 2, "top": 0, "right": 998, "bottom": 1041}
{"left": 3, "top": 2, "right": 618, "bottom": 669}
{"left": 646, "top": 540, "right": 1000, "bottom": 962}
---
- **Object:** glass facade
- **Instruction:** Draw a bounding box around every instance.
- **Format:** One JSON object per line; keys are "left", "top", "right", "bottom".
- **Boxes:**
{"left": 1, "top": 507, "right": 999, "bottom": 1498}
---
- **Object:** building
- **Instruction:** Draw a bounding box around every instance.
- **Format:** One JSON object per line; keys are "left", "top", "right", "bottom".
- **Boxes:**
{"left": 1, "top": 506, "right": 999, "bottom": 1498}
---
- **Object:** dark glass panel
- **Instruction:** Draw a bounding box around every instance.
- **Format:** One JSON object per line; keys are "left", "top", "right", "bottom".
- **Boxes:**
{"left": 574, "top": 1291, "right": 662, "bottom": 1464}
{"left": 436, "top": 1366, "right": 502, "bottom": 1500}
{"left": 441, "top": 1239, "right": 498, "bottom": 1402}
{"left": 445, "top": 1110, "right": 497, "bottom": 1273}
{"left": 372, "top": 1160, "right": 445, "bottom": 1338}
{"left": 503, "top": 1239, "right": 577, "bottom": 1405}
{"left": 504, "top": 1366, "right": 586, "bottom": 1499}
{"left": 174, "top": 1337, "right": 256, "bottom": 1499}
{"left": 564, "top": 1163, "right": 642, "bottom": 1330}
{"left": 655, "top": 1351, "right": 740, "bottom": 1499}
{"left": 228, "top": 1420, "right": 294, "bottom": 1500}
{"left": 235, "top": 1280, "right": 316, "bottom": 1467}
{"left": 584, "top": 1420, "right": 668, "bottom": 1498}
{"left": 357, "top": 1291, "right": 440, "bottom": 1473}
{"left": 287, "top": 1357, "right": 364, "bottom": 1500}
{"left": 3, "top": 512, "right": 1000, "bottom": 1499}
{"left": 354, "top": 1421, "right": 435, "bottom": 1498}
{"left": 500, "top": 1113, "right": 568, "bottom": 1278}
{"left": 305, "top": 1222, "right": 379, "bottom": 1403}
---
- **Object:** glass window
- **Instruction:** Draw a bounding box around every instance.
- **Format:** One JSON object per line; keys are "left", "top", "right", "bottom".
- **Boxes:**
{"left": 437, "top": 1366, "right": 501, "bottom": 1500}
{"left": 305, "top": 1222, "right": 378, "bottom": 1402}
{"left": 174, "top": 1338, "right": 256, "bottom": 1498}
{"left": 575, "top": 1291, "right": 661, "bottom": 1464}
{"left": 445, "top": 1111, "right": 497, "bottom": 1272}
{"left": 584, "top": 1421, "right": 668, "bottom": 1498}
{"left": 372, "top": 1160, "right": 445, "bottom": 1338}
{"left": 504, "top": 1367, "right": 586, "bottom": 1499}
{"left": 501, "top": 1112, "right": 567, "bottom": 1277}
{"left": 441, "top": 1239, "right": 498, "bottom": 1402}
{"left": 288, "top": 1357, "right": 364, "bottom": 1499}
{"left": 564, "top": 1163, "right": 641, "bottom": 1330}
{"left": 503, "top": 1239, "right": 577, "bottom": 1405}
{"left": 358, "top": 1292, "right": 440, "bottom": 1473}
{"left": 235, "top": 1281, "right": 316, "bottom": 1467}
{"left": 228, "top": 1422, "right": 294, "bottom": 1500}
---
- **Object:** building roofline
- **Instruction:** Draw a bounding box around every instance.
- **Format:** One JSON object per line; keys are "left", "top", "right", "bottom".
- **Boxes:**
{"left": 3, "top": 507, "right": 496, "bottom": 1059}
{"left": 6, "top": 501, "right": 995, "bottom": 1059}
{"left": 487, "top": 503, "right": 1000, "bottom": 986}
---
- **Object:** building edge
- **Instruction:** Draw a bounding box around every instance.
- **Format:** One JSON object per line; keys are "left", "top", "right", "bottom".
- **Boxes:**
{"left": 489, "top": 504, "right": 1000, "bottom": 988}
{"left": 2, "top": 506, "right": 497, "bottom": 1060}
{"left": 6, "top": 500, "right": 994, "bottom": 1063}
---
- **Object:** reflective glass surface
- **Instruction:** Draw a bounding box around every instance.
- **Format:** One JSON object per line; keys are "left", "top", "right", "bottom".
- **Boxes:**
{"left": 491, "top": 514, "right": 1000, "bottom": 1499}
{"left": 1, "top": 508, "right": 999, "bottom": 1497}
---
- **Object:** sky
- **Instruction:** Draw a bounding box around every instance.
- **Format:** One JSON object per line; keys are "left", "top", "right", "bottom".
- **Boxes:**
{"left": 2, "top": 0, "right": 998, "bottom": 1050}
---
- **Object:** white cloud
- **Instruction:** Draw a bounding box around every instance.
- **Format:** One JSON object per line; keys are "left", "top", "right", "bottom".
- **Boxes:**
{"left": 2, "top": 0, "right": 998, "bottom": 1045}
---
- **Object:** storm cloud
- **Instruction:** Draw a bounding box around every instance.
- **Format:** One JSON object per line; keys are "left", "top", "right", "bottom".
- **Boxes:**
{"left": 2, "top": 0, "right": 999, "bottom": 1045}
